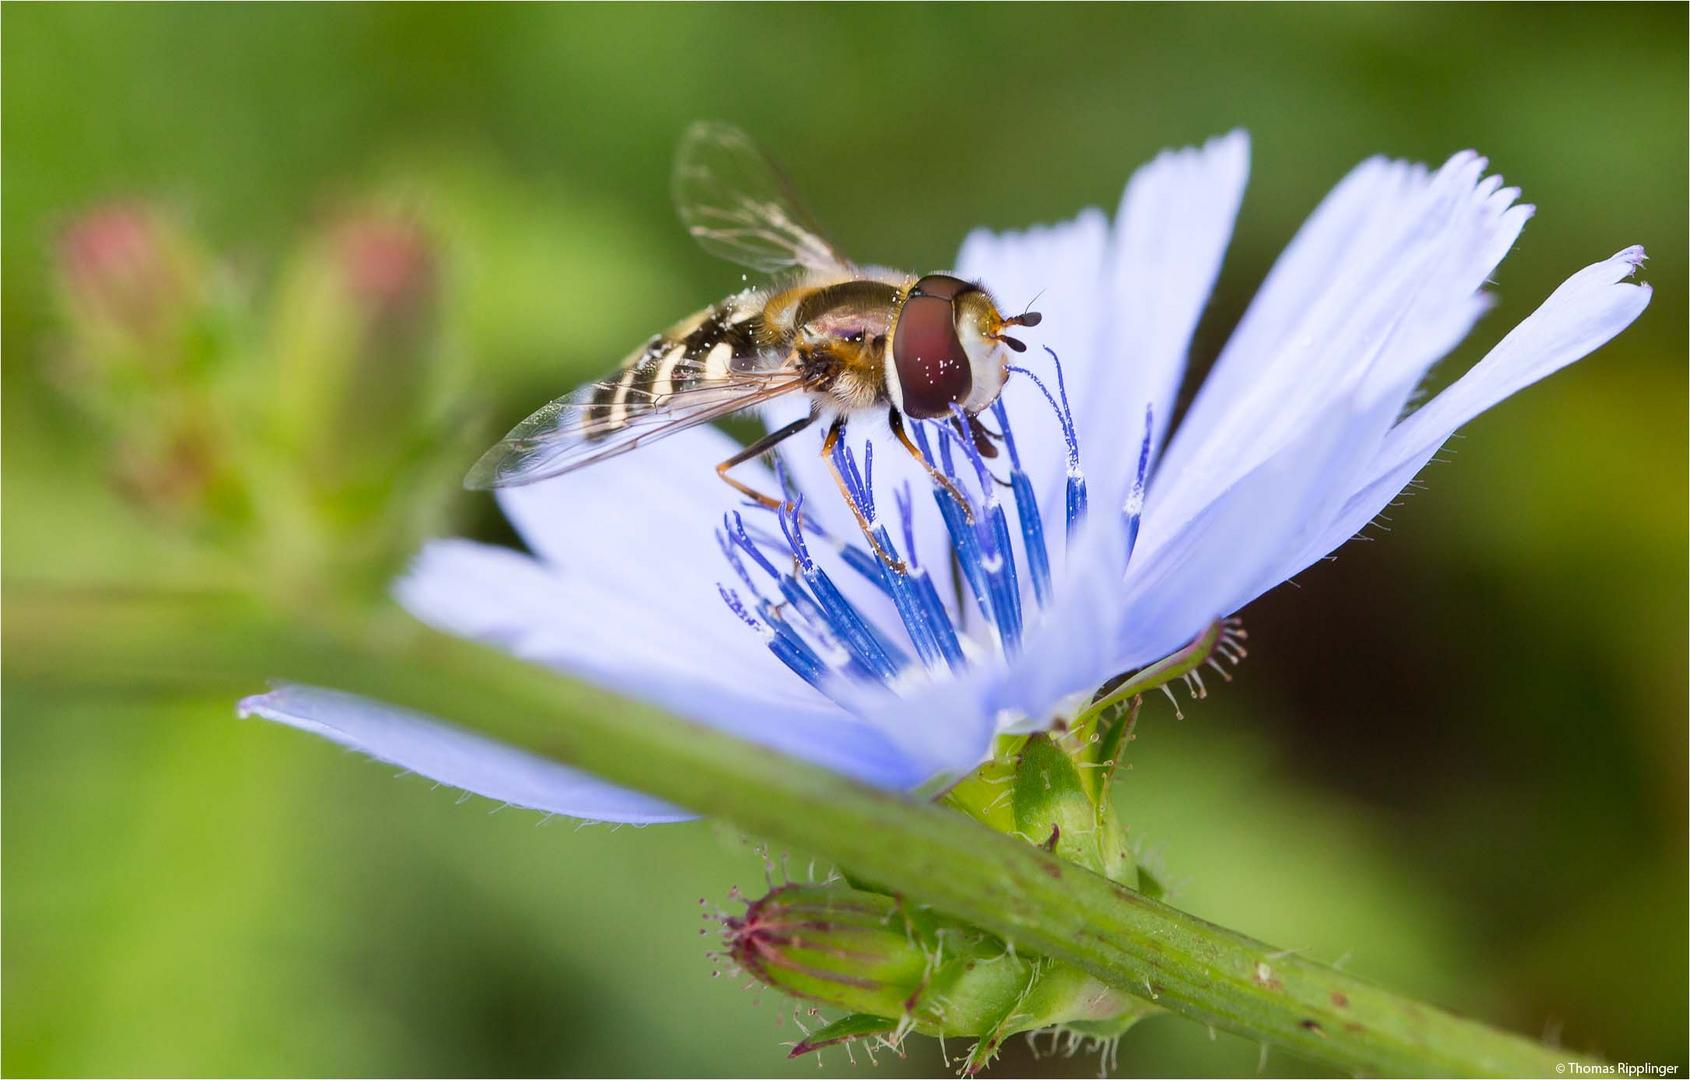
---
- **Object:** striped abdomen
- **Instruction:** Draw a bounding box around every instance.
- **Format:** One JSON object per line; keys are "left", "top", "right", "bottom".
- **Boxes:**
{"left": 580, "top": 298, "right": 772, "bottom": 440}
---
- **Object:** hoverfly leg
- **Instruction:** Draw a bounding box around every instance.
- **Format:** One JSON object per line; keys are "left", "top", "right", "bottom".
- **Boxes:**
{"left": 887, "top": 408, "right": 975, "bottom": 524}
{"left": 715, "top": 410, "right": 820, "bottom": 509}
{"left": 963, "top": 413, "right": 1000, "bottom": 459}
{"left": 821, "top": 416, "right": 907, "bottom": 575}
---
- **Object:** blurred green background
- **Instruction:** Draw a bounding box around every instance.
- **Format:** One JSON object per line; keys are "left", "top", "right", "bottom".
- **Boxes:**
{"left": 4, "top": 5, "right": 1684, "bottom": 1077}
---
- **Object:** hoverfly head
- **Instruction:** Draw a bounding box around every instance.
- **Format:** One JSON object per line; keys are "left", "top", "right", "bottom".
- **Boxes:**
{"left": 887, "top": 275, "right": 1038, "bottom": 420}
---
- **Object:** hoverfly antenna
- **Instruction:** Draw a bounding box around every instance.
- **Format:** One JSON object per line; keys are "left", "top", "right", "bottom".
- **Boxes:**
{"left": 997, "top": 307, "right": 1040, "bottom": 352}
{"left": 1013, "top": 289, "right": 1046, "bottom": 328}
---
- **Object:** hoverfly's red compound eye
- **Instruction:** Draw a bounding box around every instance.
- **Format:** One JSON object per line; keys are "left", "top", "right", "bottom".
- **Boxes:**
{"left": 892, "top": 275, "right": 980, "bottom": 419}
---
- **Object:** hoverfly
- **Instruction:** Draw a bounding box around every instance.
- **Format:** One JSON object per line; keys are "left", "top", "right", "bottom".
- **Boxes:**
{"left": 465, "top": 122, "right": 1041, "bottom": 566}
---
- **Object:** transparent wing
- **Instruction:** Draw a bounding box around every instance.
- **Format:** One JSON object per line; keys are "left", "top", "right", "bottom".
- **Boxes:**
{"left": 464, "top": 353, "right": 809, "bottom": 490}
{"left": 673, "top": 121, "right": 851, "bottom": 275}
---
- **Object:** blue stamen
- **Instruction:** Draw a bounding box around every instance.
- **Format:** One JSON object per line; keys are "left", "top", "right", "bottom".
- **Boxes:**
{"left": 722, "top": 521, "right": 846, "bottom": 675}
{"left": 829, "top": 437, "right": 876, "bottom": 522}
{"left": 770, "top": 575, "right": 872, "bottom": 681}
{"left": 1122, "top": 405, "right": 1153, "bottom": 571}
{"left": 1049, "top": 349, "right": 1089, "bottom": 537}
{"left": 1010, "top": 351, "right": 1088, "bottom": 540}
{"left": 833, "top": 441, "right": 962, "bottom": 673}
{"left": 777, "top": 496, "right": 814, "bottom": 568}
{"left": 891, "top": 480, "right": 967, "bottom": 670}
{"left": 838, "top": 543, "right": 895, "bottom": 597}
{"left": 762, "top": 455, "right": 839, "bottom": 541}
{"left": 992, "top": 400, "right": 1052, "bottom": 608}
{"left": 717, "top": 527, "right": 760, "bottom": 595}
{"left": 768, "top": 633, "right": 830, "bottom": 690}
{"left": 717, "top": 583, "right": 763, "bottom": 631}
{"left": 726, "top": 512, "right": 782, "bottom": 580}
{"left": 718, "top": 584, "right": 829, "bottom": 691}
{"left": 948, "top": 405, "right": 1022, "bottom": 654}
{"left": 870, "top": 532, "right": 953, "bottom": 672}
{"left": 908, "top": 565, "right": 967, "bottom": 671}
{"left": 778, "top": 499, "right": 905, "bottom": 681}
{"left": 718, "top": 371, "right": 1093, "bottom": 687}
{"left": 719, "top": 521, "right": 846, "bottom": 678}
{"left": 913, "top": 423, "right": 993, "bottom": 627}
{"left": 772, "top": 454, "right": 797, "bottom": 503}
{"left": 861, "top": 441, "right": 876, "bottom": 517}
{"left": 991, "top": 400, "right": 1023, "bottom": 471}
{"left": 934, "top": 422, "right": 962, "bottom": 496}
{"left": 941, "top": 408, "right": 994, "bottom": 504}
{"left": 722, "top": 504, "right": 876, "bottom": 683}
{"left": 894, "top": 482, "right": 921, "bottom": 569}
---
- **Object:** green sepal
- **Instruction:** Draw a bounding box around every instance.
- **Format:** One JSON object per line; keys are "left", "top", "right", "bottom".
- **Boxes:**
{"left": 945, "top": 697, "right": 1148, "bottom": 891}
{"left": 1011, "top": 733, "right": 1105, "bottom": 870}
{"left": 789, "top": 1012, "right": 898, "bottom": 1058}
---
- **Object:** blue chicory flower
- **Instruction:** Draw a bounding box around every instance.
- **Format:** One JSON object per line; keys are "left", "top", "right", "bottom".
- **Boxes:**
{"left": 242, "top": 132, "right": 1649, "bottom": 824}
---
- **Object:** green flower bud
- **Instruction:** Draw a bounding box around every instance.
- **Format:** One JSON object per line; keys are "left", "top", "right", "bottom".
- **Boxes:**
{"left": 268, "top": 211, "right": 446, "bottom": 489}
{"left": 47, "top": 201, "right": 472, "bottom": 599}
{"left": 52, "top": 204, "right": 247, "bottom": 522}
{"left": 723, "top": 882, "right": 1155, "bottom": 1073}
{"left": 56, "top": 203, "right": 202, "bottom": 353}
{"left": 254, "top": 209, "right": 473, "bottom": 596}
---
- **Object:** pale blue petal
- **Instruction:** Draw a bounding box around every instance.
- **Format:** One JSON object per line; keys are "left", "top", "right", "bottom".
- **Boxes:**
{"left": 397, "top": 539, "right": 925, "bottom": 790}
{"left": 1114, "top": 385, "right": 1409, "bottom": 669}
{"left": 956, "top": 208, "right": 1113, "bottom": 532}
{"left": 241, "top": 685, "right": 692, "bottom": 824}
{"left": 1274, "top": 246, "right": 1652, "bottom": 586}
{"left": 495, "top": 425, "right": 760, "bottom": 619}
{"left": 1084, "top": 130, "right": 1249, "bottom": 502}
{"left": 954, "top": 133, "right": 1249, "bottom": 528}
{"left": 984, "top": 509, "right": 1134, "bottom": 724}
{"left": 825, "top": 675, "right": 1000, "bottom": 787}
{"left": 399, "top": 540, "right": 794, "bottom": 698}
{"left": 1149, "top": 151, "right": 1531, "bottom": 549}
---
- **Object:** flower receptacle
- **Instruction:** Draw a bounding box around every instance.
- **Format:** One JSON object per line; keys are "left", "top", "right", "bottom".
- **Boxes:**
{"left": 944, "top": 697, "right": 1145, "bottom": 891}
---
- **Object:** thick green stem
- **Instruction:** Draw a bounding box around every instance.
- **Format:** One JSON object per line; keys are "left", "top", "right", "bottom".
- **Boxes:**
{"left": 6, "top": 585, "right": 1588, "bottom": 1077}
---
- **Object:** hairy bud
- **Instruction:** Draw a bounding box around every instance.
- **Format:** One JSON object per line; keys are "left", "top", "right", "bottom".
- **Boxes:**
{"left": 720, "top": 701, "right": 1177, "bottom": 1072}
{"left": 723, "top": 882, "right": 1154, "bottom": 1073}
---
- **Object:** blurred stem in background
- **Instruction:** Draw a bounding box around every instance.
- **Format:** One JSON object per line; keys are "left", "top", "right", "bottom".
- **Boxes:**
{"left": 7, "top": 203, "right": 1594, "bottom": 1077}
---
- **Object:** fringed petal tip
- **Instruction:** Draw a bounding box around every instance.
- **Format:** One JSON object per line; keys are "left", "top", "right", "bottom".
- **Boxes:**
{"left": 1608, "top": 245, "right": 1649, "bottom": 278}
{"left": 240, "top": 684, "right": 694, "bottom": 825}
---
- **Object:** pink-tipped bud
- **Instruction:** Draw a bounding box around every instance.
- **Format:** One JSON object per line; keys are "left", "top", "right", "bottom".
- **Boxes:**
{"left": 331, "top": 216, "right": 435, "bottom": 326}
{"left": 56, "top": 204, "right": 195, "bottom": 342}
{"left": 268, "top": 209, "right": 446, "bottom": 473}
{"left": 721, "top": 882, "right": 1146, "bottom": 1073}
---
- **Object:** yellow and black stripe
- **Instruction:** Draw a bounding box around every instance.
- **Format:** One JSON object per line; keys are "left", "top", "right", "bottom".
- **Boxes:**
{"left": 580, "top": 300, "right": 769, "bottom": 441}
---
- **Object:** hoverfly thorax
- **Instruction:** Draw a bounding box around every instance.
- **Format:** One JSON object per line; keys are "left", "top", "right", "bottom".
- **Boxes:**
{"left": 886, "top": 274, "right": 1041, "bottom": 420}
